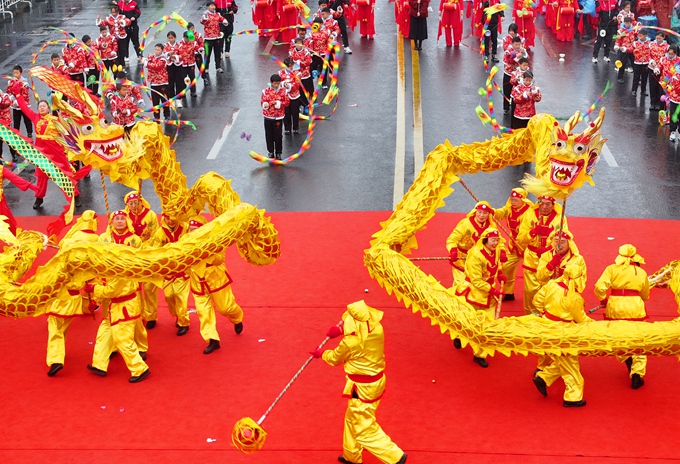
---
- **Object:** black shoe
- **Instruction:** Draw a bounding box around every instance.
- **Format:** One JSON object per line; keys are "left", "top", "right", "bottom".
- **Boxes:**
{"left": 492, "top": 55, "right": 499, "bottom": 63}
{"left": 337, "top": 456, "right": 359, "bottom": 464}
{"left": 74, "top": 195, "right": 81, "bottom": 207}
{"left": 234, "top": 322, "right": 243, "bottom": 334}
{"left": 268, "top": 152, "right": 275, "bottom": 159}
{"left": 503, "top": 109, "right": 509, "bottom": 115}
{"left": 503, "top": 293, "right": 515, "bottom": 301}
{"left": 453, "top": 338, "right": 461, "bottom": 349}
{"left": 129, "top": 369, "right": 150, "bottom": 383}
{"left": 397, "top": 453, "right": 408, "bottom": 464}
{"left": 33, "top": 198, "right": 43, "bottom": 209}
{"left": 47, "top": 363, "right": 63, "bottom": 377}
{"left": 191, "top": 93, "right": 197, "bottom": 97}
{"left": 146, "top": 320, "right": 156, "bottom": 329}
{"left": 581, "top": 35, "right": 592, "bottom": 40}
{"left": 204, "top": 78, "right": 211, "bottom": 85}
{"left": 203, "top": 339, "right": 221, "bottom": 354}
{"left": 139, "top": 351, "right": 147, "bottom": 361}
{"left": 563, "top": 399, "right": 586, "bottom": 407}
{"left": 533, "top": 376, "right": 548, "bottom": 397}
{"left": 533, "top": 368, "right": 542, "bottom": 377}
{"left": 617, "top": 78, "right": 624, "bottom": 84}
{"left": 631, "top": 373, "right": 645, "bottom": 389}
{"left": 632, "top": 91, "right": 637, "bottom": 96}
{"left": 473, "top": 356, "right": 488, "bottom": 368}
{"left": 109, "top": 351, "right": 118, "bottom": 359}
{"left": 87, "top": 364, "right": 107, "bottom": 376}
{"left": 644, "top": 92, "right": 648, "bottom": 96}
{"left": 275, "top": 153, "right": 282, "bottom": 160}
{"left": 650, "top": 105, "right": 659, "bottom": 111}
{"left": 624, "top": 357, "right": 632, "bottom": 373}
{"left": 284, "top": 130, "right": 291, "bottom": 134}
{"left": 177, "top": 326, "right": 189, "bottom": 336}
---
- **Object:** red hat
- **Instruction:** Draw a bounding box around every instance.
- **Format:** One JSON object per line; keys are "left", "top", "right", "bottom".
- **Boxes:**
{"left": 189, "top": 219, "right": 203, "bottom": 228}
{"left": 486, "top": 230, "right": 499, "bottom": 238}
{"left": 124, "top": 192, "right": 139, "bottom": 203}
{"left": 510, "top": 190, "right": 525, "bottom": 198}
{"left": 538, "top": 195, "right": 556, "bottom": 203}
{"left": 553, "top": 230, "right": 571, "bottom": 240}
{"left": 475, "top": 202, "right": 494, "bottom": 212}
{"left": 111, "top": 210, "right": 127, "bottom": 218}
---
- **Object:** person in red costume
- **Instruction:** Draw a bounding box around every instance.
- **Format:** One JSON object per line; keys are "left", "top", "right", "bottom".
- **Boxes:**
{"left": 438, "top": 0, "right": 464, "bottom": 47}
{"left": 116, "top": 0, "right": 142, "bottom": 61}
{"left": 279, "top": 0, "right": 300, "bottom": 43}
{"left": 512, "top": 0, "right": 535, "bottom": 48}
{"left": 96, "top": 5, "right": 131, "bottom": 68}
{"left": 108, "top": 83, "right": 139, "bottom": 134}
{"left": 357, "top": 0, "right": 377, "bottom": 39}
{"left": 200, "top": 2, "right": 229, "bottom": 75}
{"left": 395, "top": 0, "right": 412, "bottom": 38}
{"left": 7, "top": 65, "right": 32, "bottom": 162}
{"left": 215, "top": 0, "right": 239, "bottom": 58}
{"left": 62, "top": 33, "right": 87, "bottom": 86}
{"left": 510, "top": 69, "right": 541, "bottom": 129}
{"left": 10, "top": 85, "right": 86, "bottom": 209}
{"left": 94, "top": 26, "right": 119, "bottom": 76}
{"left": 554, "top": 0, "right": 576, "bottom": 41}
{"left": 253, "top": 0, "right": 280, "bottom": 37}
{"left": 261, "top": 74, "right": 290, "bottom": 159}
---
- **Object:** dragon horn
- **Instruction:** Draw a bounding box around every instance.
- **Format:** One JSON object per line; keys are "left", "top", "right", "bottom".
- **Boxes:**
{"left": 29, "top": 67, "right": 100, "bottom": 118}
{"left": 581, "top": 107, "right": 606, "bottom": 139}
{"left": 562, "top": 111, "right": 581, "bottom": 134}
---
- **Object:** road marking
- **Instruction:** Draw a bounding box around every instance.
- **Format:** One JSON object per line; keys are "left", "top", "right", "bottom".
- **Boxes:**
{"left": 600, "top": 142, "right": 618, "bottom": 167}
{"left": 411, "top": 41, "right": 424, "bottom": 177}
{"left": 393, "top": 33, "right": 406, "bottom": 210}
{"left": 207, "top": 108, "right": 240, "bottom": 159}
{"left": 264, "top": 35, "right": 276, "bottom": 55}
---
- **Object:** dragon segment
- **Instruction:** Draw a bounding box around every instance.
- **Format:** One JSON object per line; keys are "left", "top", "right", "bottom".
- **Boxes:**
{"left": 0, "top": 68, "right": 281, "bottom": 318}
{"left": 365, "top": 108, "right": 680, "bottom": 359}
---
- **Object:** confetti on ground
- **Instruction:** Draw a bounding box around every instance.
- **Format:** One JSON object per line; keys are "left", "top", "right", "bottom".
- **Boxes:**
{"left": 206, "top": 438, "right": 217, "bottom": 443}
{"left": 258, "top": 339, "right": 266, "bottom": 343}
{"left": 100, "top": 406, "right": 106, "bottom": 410}
{"left": 348, "top": 103, "right": 359, "bottom": 107}
{"left": 607, "top": 237, "right": 615, "bottom": 240}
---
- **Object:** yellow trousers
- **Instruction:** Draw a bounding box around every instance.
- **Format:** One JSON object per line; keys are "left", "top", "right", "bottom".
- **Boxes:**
{"left": 195, "top": 286, "right": 244, "bottom": 342}
{"left": 92, "top": 317, "right": 148, "bottom": 376}
{"left": 135, "top": 318, "right": 149, "bottom": 352}
{"left": 342, "top": 398, "right": 404, "bottom": 464}
{"left": 617, "top": 355, "right": 647, "bottom": 377}
{"left": 163, "top": 278, "right": 190, "bottom": 327}
{"left": 140, "top": 281, "right": 158, "bottom": 322}
{"left": 502, "top": 251, "right": 522, "bottom": 295}
{"left": 523, "top": 268, "right": 541, "bottom": 315}
{"left": 469, "top": 304, "right": 495, "bottom": 359}
{"left": 46, "top": 316, "right": 74, "bottom": 366}
{"left": 538, "top": 354, "right": 584, "bottom": 402}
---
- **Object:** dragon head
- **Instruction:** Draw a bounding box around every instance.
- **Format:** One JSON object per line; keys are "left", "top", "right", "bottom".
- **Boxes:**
{"left": 522, "top": 108, "right": 606, "bottom": 201}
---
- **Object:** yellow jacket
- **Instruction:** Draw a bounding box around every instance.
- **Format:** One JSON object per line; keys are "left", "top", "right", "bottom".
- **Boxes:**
{"left": 322, "top": 322, "right": 387, "bottom": 403}
{"left": 126, "top": 206, "right": 159, "bottom": 243}
{"left": 517, "top": 208, "right": 568, "bottom": 272}
{"left": 494, "top": 202, "right": 532, "bottom": 254}
{"left": 594, "top": 264, "right": 649, "bottom": 320}
{"left": 533, "top": 280, "right": 591, "bottom": 323}
{"left": 455, "top": 244, "right": 501, "bottom": 309}
{"left": 536, "top": 249, "right": 587, "bottom": 289}
{"left": 93, "top": 277, "right": 142, "bottom": 325}
{"left": 47, "top": 229, "right": 101, "bottom": 318}
{"left": 446, "top": 216, "right": 497, "bottom": 272}
{"left": 190, "top": 253, "right": 233, "bottom": 295}
{"left": 152, "top": 222, "right": 189, "bottom": 280}
{"left": 99, "top": 230, "right": 142, "bottom": 248}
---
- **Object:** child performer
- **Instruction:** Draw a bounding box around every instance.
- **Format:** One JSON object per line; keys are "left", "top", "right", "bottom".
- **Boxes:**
{"left": 510, "top": 70, "right": 541, "bottom": 129}
{"left": 143, "top": 44, "right": 171, "bottom": 121}
{"left": 261, "top": 74, "right": 290, "bottom": 160}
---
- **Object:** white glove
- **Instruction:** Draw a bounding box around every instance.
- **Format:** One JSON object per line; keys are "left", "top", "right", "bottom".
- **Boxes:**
{"left": 614, "top": 44, "right": 619, "bottom": 51}
{"left": 138, "top": 99, "right": 145, "bottom": 108}
{"left": 125, "top": 109, "right": 131, "bottom": 116}
{"left": 523, "top": 92, "right": 528, "bottom": 99}
{"left": 621, "top": 47, "right": 627, "bottom": 53}
{"left": 68, "top": 62, "right": 75, "bottom": 68}
{"left": 142, "top": 58, "right": 148, "bottom": 65}
{"left": 262, "top": 102, "right": 270, "bottom": 109}
{"left": 275, "top": 101, "right": 281, "bottom": 109}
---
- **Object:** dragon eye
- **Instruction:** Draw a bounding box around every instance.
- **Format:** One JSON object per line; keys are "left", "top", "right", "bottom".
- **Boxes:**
{"left": 82, "top": 124, "right": 94, "bottom": 135}
{"left": 573, "top": 143, "right": 587, "bottom": 154}
{"left": 555, "top": 140, "right": 566, "bottom": 149}
{"left": 99, "top": 119, "right": 109, "bottom": 128}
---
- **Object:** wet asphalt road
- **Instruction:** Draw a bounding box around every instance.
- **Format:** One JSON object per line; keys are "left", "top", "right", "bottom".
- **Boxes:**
{"left": 1, "top": 0, "right": 679, "bottom": 220}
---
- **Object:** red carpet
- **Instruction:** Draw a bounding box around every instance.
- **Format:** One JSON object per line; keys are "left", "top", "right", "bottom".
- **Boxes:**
{"left": 1, "top": 212, "right": 680, "bottom": 463}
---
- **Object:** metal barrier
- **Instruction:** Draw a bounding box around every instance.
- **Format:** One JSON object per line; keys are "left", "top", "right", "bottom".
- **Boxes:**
{"left": 0, "top": 0, "right": 33, "bottom": 20}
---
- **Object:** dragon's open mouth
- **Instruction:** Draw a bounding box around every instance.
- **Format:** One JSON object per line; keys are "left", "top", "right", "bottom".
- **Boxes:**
{"left": 84, "top": 136, "right": 124, "bottom": 161}
{"left": 549, "top": 158, "right": 584, "bottom": 187}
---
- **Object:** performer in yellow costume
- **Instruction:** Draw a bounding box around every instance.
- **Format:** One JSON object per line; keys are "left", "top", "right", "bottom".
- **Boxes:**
{"left": 311, "top": 301, "right": 407, "bottom": 464}
{"left": 152, "top": 215, "right": 191, "bottom": 335}
{"left": 517, "top": 196, "right": 568, "bottom": 315}
{"left": 493, "top": 188, "right": 533, "bottom": 301}
{"left": 594, "top": 245, "right": 650, "bottom": 390}
{"left": 124, "top": 190, "right": 160, "bottom": 329}
{"left": 446, "top": 201, "right": 499, "bottom": 288}
{"left": 536, "top": 230, "right": 586, "bottom": 287}
{"left": 188, "top": 216, "right": 244, "bottom": 354}
{"left": 455, "top": 228, "right": 505, "bottom": 368}
{"left": 45, "top": 210, "right": 100, "bottom": 377}
{"left": 532, "top": 264, "right": 592, "bottom": 407}
{"left": 87, "top": 210, "right": 150, "bottom": 382}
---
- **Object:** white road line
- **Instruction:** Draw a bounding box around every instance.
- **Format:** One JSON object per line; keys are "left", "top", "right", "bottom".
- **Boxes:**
{"left": 207, "top": 108, "right": 240, "bottom": 160}
{"left": 601, "top": 142, "right": 618, "bottom": 167}
{"left": 393, "top": 34, "right": 406, "bottom": 210}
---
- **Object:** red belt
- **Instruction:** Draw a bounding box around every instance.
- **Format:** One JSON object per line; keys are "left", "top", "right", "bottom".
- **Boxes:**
{"left": 67, "top": 289, "right": 81, "bottom": 296}
{"left": 610, "top": 289, "right": 640, "bottom": 297}
{"left": 110, "top": 293, "right": 136, "bottom": 304}
{"left": 544, "top": 312, "right": 573, "bottom": 323}
{"left": 348, "top": 372, "right": 384, "bottom": 383}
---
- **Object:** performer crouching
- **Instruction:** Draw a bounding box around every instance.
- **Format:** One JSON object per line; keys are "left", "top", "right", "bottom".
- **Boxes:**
{"left": 310, "top": 300, "right": 407, "bottom": 464}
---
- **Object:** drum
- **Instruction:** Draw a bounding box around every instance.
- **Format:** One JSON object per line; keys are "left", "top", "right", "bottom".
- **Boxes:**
{"left": 443, "top": 2, "right": 458, "bottom": 11}
{"left": 282, "top": 3, "right": 297, "bottom": 12}
{"left": 357, "top": 0, "right": 371, "bottom": 5}
{"left": 560, "top": 7, "right": 574, "bottom": 14}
